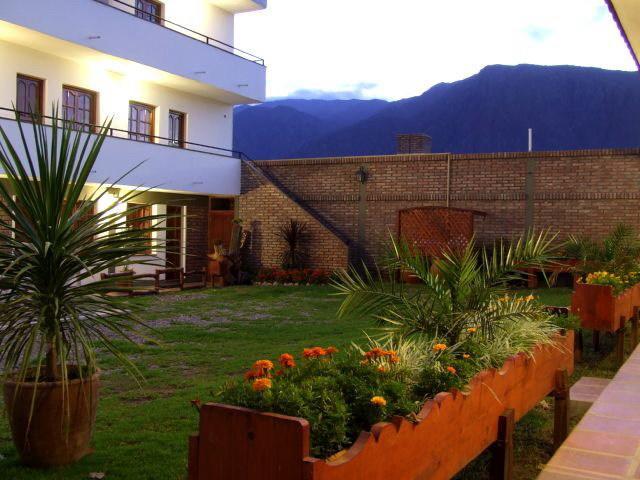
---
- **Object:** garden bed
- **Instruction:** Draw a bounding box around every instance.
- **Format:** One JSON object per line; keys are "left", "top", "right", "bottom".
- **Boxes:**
{"left": 188, "top": 332, "right": 574, "bottom": 480}
{"left": 571, "top": 282, "right": 640, "bottom": 332}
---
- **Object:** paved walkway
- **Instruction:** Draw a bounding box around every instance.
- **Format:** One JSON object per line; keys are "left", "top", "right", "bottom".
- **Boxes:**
{"left": 538, "top": 344, "right": 640, "bottom": 479}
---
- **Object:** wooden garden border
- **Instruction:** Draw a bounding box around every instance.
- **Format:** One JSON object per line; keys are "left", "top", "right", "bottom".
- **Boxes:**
{"left": 188, "top": 332, "right": 574, "bottom": 480}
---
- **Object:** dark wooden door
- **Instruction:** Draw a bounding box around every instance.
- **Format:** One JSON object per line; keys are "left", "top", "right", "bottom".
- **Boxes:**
{"left": 166, "top": 206, "right": 182, "bottom": 273}
{"left": 208, "top": 210, "right": 234, "bottom": 252}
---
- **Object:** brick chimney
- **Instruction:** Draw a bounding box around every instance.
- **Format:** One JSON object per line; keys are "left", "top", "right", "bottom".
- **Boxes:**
{"left": 396, "top": 133, "right": 432, "bottom": 154}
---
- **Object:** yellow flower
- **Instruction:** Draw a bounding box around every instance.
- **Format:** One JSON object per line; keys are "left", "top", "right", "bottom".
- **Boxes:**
{"left": 433, "top": 343, "right": 447, "bottom": 352}
{"left": 467, "top": 327, "right": 477, "bottom": 333}
{"left": 525, "top": 294, "right": 535, "bottom": 302}
{"left": 370, "top": 396, "right": 387, "bottom": 407}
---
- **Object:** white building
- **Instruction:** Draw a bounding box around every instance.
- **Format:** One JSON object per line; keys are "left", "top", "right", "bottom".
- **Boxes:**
{"left": 0, "top": 0, "right": 266, "bottom": 275}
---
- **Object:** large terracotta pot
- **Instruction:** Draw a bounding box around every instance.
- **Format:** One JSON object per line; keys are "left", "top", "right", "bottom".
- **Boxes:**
{"left": 3, "top": 368, "right": 100, "bottom": 467}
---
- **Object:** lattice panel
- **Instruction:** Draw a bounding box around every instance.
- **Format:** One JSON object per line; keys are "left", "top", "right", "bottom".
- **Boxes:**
{"left": 398, "top": 207, "right": 481, "bottom": 257}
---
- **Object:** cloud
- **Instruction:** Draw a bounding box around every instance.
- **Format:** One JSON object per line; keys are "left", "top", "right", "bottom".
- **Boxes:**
{"left": 526, "top": 26, "right": 553, "bottom": 42}
{"left": 270, "top": 82, "right": 379, "bottom": 101}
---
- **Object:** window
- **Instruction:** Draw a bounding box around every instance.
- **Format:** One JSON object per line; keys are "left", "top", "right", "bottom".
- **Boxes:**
{"left": 168, "top": 110, "right": 185, "bottom": 147}
{"left": 62, "top": 86, "right": 96, "bottom": 132}
{"left": 135, "top": 0, "right": 162, "bottom": 24}
{"left": 16, "top": 74, "right": 43, "bottom": 120}
{"left": 127, "top": 203, "right": 152, "bottom": 254}
{"left": 129, "top": 102, "right": 155, "bottom": 142}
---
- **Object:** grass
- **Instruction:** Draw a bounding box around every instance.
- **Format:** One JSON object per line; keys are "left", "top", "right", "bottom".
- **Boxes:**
{"left": 0, "top": 285, "right": 631, "bottom": 479}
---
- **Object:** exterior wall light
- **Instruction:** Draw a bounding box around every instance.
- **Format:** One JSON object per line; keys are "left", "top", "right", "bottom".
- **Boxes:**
{"left": 356, "top": 166, "right": 368, "bottom": 184}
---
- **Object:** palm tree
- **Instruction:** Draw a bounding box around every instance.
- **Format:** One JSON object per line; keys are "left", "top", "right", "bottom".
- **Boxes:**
{"left": 334, "top": 231, "right": 559, "bottom": 346}
{"left": 0, "top": 109, "right": 170, "bottom": 465}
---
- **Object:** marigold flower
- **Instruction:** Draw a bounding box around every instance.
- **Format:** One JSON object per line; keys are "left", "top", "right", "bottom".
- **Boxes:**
{"left": 325, "top": 346, "right": 338, "bottom": 356}
{"left": 433, "top": 343, "right": 447, "bottom": 352}
{"left": 303, "top": 347, "right": 327, "bottom": 359}
{"left": 388, "top": 354, "right": 400, "bottom": 364}
{"left": 279, "top": 353, "right": 296, "bottom": 368}
{"left": 252, "top": 378, "right": 272, "bottom": 392}
{"left": 377, "top": 365, "right": 388, "bottom": 373}
{"left": 467, "top": 327, "right": 477, "bottom": 333}
{"left": 463, "top": 354, "right": 471, "bottom": 360}
{"left": 253, "top": 359, "right": 274, "bottom": 372}
{"left": 370, "top": 396, "right": 387, "bottom": 407}
{"left": 364, "top": 347, "right": 386, "bottom": 360}
{"left": 447, "top": 366, "right": 457, "bottom": 375}
{"left": 244, "top": 369, "right": 260, "bottom": 380}
{"left": 525, "top": 294, "right": 535, "bottom": 302}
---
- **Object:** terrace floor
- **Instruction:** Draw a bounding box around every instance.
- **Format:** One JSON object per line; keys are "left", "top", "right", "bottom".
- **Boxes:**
{"left": 0, "top": 286, "right": 633, "bottom": 479}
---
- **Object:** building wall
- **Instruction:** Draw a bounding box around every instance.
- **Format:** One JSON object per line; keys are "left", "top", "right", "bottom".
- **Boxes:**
{"left": 100, "top": 0, "right": 235, "bottom": 45}
{"left": 239, "top": 163, "right": 349, "bottom": 271}
{"left": 0, "top": 41, "right": 234, "bottom": 149}
{"left": 241, "top": 149, "right": 640, "bottom": 268}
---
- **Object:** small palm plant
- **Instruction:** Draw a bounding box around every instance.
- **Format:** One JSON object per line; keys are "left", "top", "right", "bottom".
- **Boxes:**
{"left": 334, "top": 231, "right": 560, "bottom": 348}
{"left": 278, "top": 219, "right": 308, "bottom": 269}
{"left": 0, "top": 110, "right": 169, "bottom": 466}
{"left": 565, "top": 224, "right": 640, "bottom": 276}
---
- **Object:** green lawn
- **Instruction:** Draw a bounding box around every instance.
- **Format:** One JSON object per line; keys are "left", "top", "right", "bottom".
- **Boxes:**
{"left": 0, "top": 286, "right": 630, "bottom": 479}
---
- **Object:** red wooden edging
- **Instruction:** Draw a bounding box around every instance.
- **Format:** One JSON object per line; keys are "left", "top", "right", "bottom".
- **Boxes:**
{"left": 571, "top": 283, "right": 640, "bottom": 332}
{"left": 189, "top": 333, "right": 574, "bottom": 480}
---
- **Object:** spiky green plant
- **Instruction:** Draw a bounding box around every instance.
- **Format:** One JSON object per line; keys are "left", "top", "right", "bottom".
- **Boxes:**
{"left": 334, "top": 231, "right": 560, "bottom": 347}
{"left": 278, "top": 219, "right": 308, "bottom": 269}
{"left": 0, "top": 110, "right": 169, "bottom": 397}
{"left": 565, "top": 224, "right": 640, "bottom": 276}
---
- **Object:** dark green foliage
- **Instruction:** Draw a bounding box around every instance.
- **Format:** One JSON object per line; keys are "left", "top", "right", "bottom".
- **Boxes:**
{"left": 278, "top": 219, "right": 308, "bottom": 269}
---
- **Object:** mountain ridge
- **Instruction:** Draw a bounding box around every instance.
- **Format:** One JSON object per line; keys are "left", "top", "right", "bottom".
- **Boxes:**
{"left": 234, "top": 64, "right": 640, "bottom": 160}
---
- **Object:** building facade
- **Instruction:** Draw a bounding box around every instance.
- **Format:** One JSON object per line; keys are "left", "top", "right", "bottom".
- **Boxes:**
{"left": 0, "top": 0, "right": 266, "bottom": 273}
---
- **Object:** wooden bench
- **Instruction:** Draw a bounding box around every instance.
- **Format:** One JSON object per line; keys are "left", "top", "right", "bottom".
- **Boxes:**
{"left": 100, "top": 271, "right": 159, "bottom": 296}
{"left": 538, "top": 343, "right": 640, "bottom": 479}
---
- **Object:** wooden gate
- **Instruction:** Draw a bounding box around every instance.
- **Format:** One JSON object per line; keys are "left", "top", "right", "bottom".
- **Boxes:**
{"left": 398, "top": 207, "right": 485, "bottom": 257}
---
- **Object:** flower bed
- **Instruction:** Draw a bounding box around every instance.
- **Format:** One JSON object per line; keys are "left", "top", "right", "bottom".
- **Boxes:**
{"left": 572, "top": 283, "right": 639, "bottom": 332}
{"left": 571, "top": 272, "right": 640, "bottom": 332}
{"left": 188, "top": 332, "right": 574, "bottom": 480}
{"left": 255, "top": 268, "right": 332, "bottom": 285}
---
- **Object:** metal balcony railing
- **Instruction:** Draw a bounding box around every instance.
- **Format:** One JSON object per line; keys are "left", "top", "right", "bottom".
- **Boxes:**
{"left": 94, "top": 0, "right": 265, "bottom": 66}
{"left": 0, "top": 107, "right": 243, "bottom": 159}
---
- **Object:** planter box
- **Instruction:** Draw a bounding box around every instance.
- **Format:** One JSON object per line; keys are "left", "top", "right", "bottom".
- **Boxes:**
{"left": 571, "top": 283, "right": 640, "bottom": 332}
{"left": 188, "top": 332, "right": 574, "bottom": 480}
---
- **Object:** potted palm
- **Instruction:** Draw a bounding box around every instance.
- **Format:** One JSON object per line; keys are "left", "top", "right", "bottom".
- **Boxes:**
{"left": 0, "top": 111, "right": 168, "bottom": 467}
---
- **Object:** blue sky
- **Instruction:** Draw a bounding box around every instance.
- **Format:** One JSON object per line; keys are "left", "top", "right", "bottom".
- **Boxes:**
{"left": 235, "top": 0, "right": 637, "bottom": 101}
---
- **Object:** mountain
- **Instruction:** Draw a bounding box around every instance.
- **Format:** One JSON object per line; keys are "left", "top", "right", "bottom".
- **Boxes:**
{"left": 233, "top": 65, "right": 640, "bottom": 160}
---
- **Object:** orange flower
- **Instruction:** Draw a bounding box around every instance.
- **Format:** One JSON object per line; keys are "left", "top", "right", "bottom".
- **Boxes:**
{"left": 325, "top": 346, "right": 338, "bottom": 356}
{"left": 244, "top": 369, "right": 260, "bottom": 380}
{"left": 303, "top": 347, "right": 327, "bottom": 359}
{"left": 446, "top": 366, "right": 457, "bottom": 375}
{"left": 463, "top": 354, "right": 471, "bottom": 360}
{"left": 370, "top": 396, "right": 387, "bottom": 407}
{"left": 252, "top": 378, "right": 272, "bottom": 392}
{"left": 433, "top": 343, "right": 447, "bottom": 352}
{"left": 279, "top": 353, "right": 296, "bottom": 368}
{"left": 467, "top": 327, "right": 477, "bottom": 333}
{"left": 388, "top": 354, "right": 400, "bottom": 364}
{"left": 364, "top": 347, "right": 386, "bottom": 360}
{"left": 253, "top": 359, "right": 274, "bottom": 372}
{"left": 377, "top": 365, "right": 388, "bottom": 373}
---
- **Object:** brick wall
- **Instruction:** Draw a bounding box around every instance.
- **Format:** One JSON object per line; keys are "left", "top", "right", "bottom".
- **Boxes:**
{"left": 239, "top": 162, "right": 349, "bottom": 271}
{"left": 240, "top": 149, "right": 640, "bottom": 268}
{"left": 185, "top": 200, "right": 209, "bottom": 273}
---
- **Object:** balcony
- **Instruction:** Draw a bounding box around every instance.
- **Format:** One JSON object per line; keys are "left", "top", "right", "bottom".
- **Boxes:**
{"left": 0, "top": 108, "right": 242, "bottom": 196}
{"left": 0, "top": 0, "right": 266, "bottom": 104}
